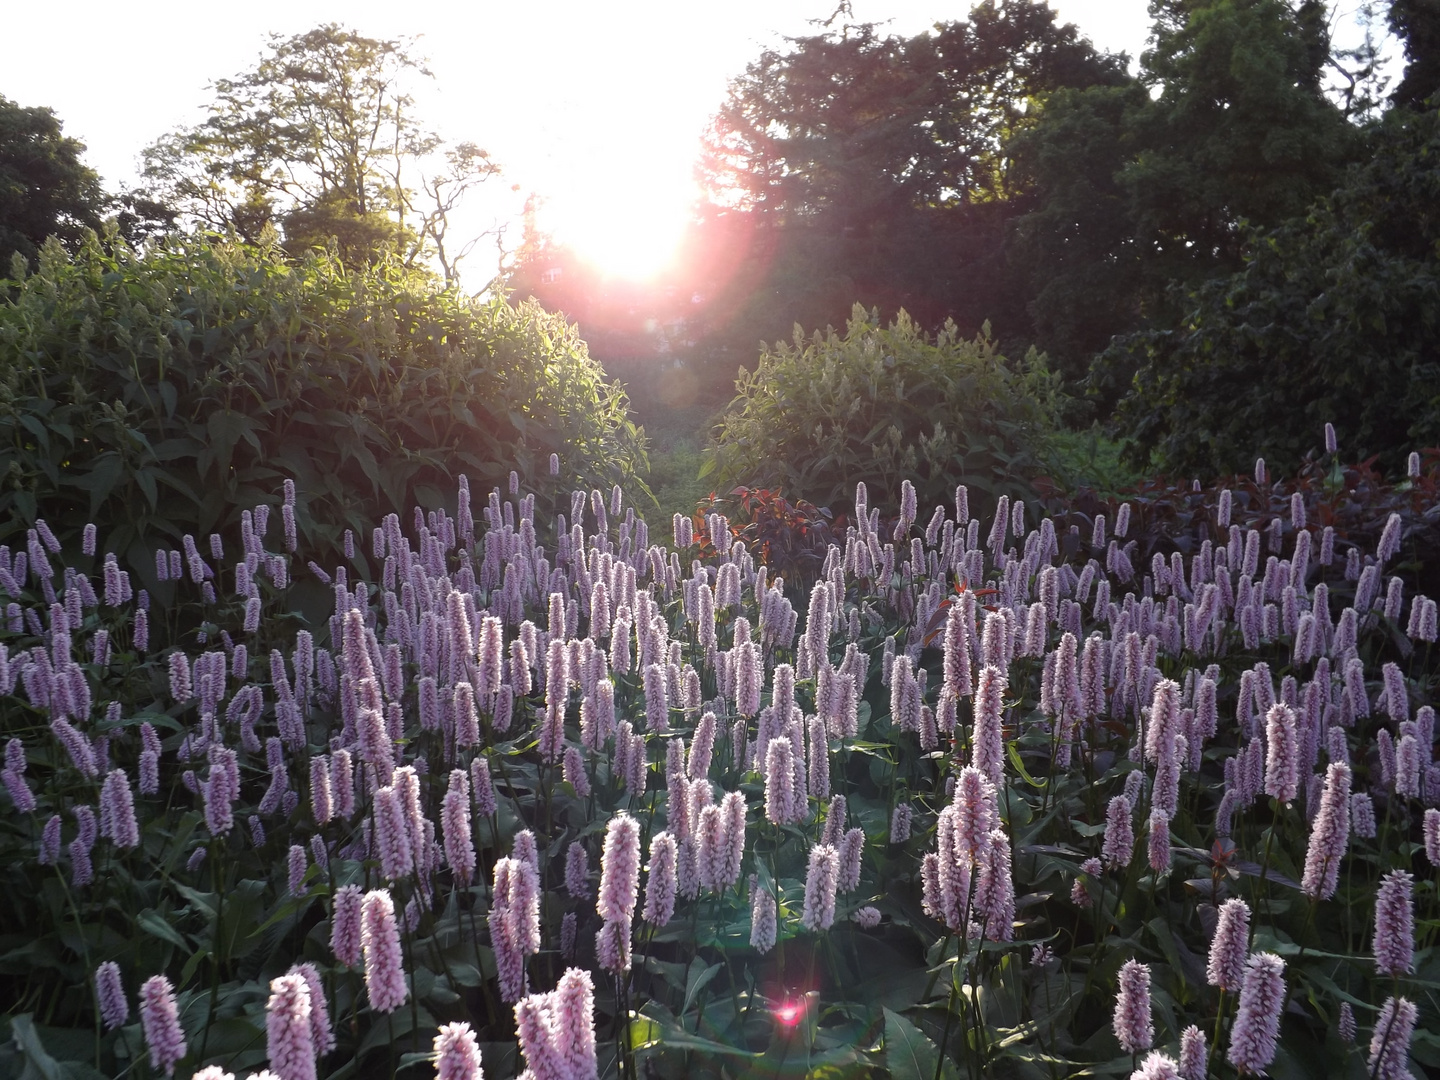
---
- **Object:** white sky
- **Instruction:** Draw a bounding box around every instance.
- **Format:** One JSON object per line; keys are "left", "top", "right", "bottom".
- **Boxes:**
{"left": 2, "top": 1, "right": 1384, "bottom": 284}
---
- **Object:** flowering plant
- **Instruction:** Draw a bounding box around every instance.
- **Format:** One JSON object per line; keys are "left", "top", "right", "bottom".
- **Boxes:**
{"left": 1, "top": 443, "right": 1438, "bottom": 1080}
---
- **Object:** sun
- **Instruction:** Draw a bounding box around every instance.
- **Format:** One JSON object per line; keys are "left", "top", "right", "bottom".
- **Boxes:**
{"left": 538, "top": 168, "right": 696, "bottom": 282}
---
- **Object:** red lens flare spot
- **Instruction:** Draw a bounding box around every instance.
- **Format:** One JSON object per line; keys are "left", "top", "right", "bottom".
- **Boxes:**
{"left": 774, "top": 1000, "right": 802, "bottom": 1026}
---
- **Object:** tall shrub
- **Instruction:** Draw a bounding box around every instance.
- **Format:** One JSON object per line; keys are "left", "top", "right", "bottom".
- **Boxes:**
{"left": 0, "top": 231, "right": 646, "bottom": 590}
{"left": 704, "top": 304, "right": 1062, "bottom": 516}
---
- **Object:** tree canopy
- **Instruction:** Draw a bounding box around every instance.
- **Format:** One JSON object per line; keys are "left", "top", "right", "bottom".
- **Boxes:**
{"left": 0, "top": 96, "right": 106, "bottom": 270}
{"left": 140, "top": 24, "right": 499, "bottom": 280}
{"left": 688, "top": 0, "right": 1128, "bottom": 356}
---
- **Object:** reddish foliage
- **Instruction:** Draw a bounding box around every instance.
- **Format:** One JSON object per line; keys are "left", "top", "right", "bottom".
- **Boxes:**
{"left": 692, "top": 487, "right": 838, "bottom": 589}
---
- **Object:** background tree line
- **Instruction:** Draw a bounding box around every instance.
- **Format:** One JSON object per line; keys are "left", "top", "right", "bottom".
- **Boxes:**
{"left": 513, "top": 0, "right": 1440, "bottom": 485}
{"left": 5, "top": 3, "right": 1440, "bottom": 507}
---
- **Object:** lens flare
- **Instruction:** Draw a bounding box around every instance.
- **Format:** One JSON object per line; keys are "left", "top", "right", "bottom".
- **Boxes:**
{"left": 774, "top": 999, "right": 802, "bottom": 1027}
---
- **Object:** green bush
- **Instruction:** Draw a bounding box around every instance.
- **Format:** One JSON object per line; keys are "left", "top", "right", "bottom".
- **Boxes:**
{"left": 0, "top": 231, "right": 646, "bottom": 590}
{"left": 1099, "top": 106, "right": 1440, "bottom": 479}
{"left": 703, "top": 304, "right": 1063, "bottom": 516}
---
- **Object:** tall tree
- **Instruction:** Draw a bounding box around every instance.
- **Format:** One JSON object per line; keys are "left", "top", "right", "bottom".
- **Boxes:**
{"left": 1104, "top": 104, "right": 1440, "bottom": 476}
{"left": 141, "top": 25, "right": 498, "bottom": 279}
{"left": 0, "top": 96, "right": 106, "bottom": 271}
{"left": 1390, "top": 0, "right": 1440, "bottom": 108}
{"left": 693, "top": 1, "right": 1126, "bottom": 353}
{"left": 1011, "top": 0, "right": 1358, "bottom": 387}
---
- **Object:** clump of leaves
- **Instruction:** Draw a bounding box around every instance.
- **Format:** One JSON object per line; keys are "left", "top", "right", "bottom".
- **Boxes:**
{"left": 0, "top": 230, "right": 646, "bottom": 594}
{"left": 703, "top": 304, "right": 1063, "bottom": 519}
{"left": 692, "top": 485, "right": 837, "bottom": 591}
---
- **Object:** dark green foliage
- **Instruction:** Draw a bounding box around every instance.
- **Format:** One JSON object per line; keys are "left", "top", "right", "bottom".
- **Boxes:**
{"left": 1101, "top": 105, "right": 1440, "bottom": 477}
{"left": 140, "top": 25, "right": 499, "bottom": 280}
{"left": 1390, "top": 0, "right": 1440, "bottom": 109}
{"left": 1011, "top": 0, "right": 1358, "bottom": 389}
{"left": 0, "top": 232, "right": 646, "bottom": 588}
{"left": 693, "top": 2, "right": 1126, "bottom": 352}
{"left": 704, "top": 305, "right": 1061, "bottom": 517}
{"left": 0, "top": 96, "right": 106, "bottom": 270}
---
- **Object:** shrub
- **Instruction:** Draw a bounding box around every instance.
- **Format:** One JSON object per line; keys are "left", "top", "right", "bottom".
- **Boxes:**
{"left": 0, "top": 231, "right": 646, "bottom": 594}
{"left": 703, "top": 304, "right": 1063, "bottom": 517}
{"left": 1099, "top": 106, "right": 1440, "bottom": 478}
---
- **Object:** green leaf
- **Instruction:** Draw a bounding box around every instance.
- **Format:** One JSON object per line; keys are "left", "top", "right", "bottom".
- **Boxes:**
{"left": 884, "top": 1007, "right": 952, "bottom": 1080}
{"left": 136, "top": 909, "right": 189, "bottom": 951}
{"left": 8, "top": 1014, "right": 65, "bottom": 1080}
{"left": 682, "top": 960, "right": 722, "bottom": 1020}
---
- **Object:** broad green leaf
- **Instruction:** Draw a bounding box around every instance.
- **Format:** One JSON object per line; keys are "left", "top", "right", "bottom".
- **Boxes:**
{"left": 883, "top": 1007, "right": 955, "bottom": 1080}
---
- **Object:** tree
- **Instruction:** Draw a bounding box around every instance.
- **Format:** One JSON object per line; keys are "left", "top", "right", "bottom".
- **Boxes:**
{"left": 140, "top": 25, "right": 499, "bottom": 279}
{"left": 0, "top": 96, "right": 106, "bottom": 270}
{"left": 1011, "top": 0, "right": 1358, "bottom": 387}
{"left": 1102, "top": 104, "right": 1440, "bottom": 477}
{"left": 692, "top": 1, "right": 1126, "bottom": 354}
{"left": 0, "top": 233, "right": 646, "bottom": 580}
{"left": 1389, "top": 0, "right": 1440, "bottom": 108}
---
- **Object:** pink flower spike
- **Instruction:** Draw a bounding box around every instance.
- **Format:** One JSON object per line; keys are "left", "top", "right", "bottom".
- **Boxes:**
{"left": 1373, "top": 870, "right": 1414, "bottom": 978}
{"left": 1263, "top": 703, "right": 1299, "bottom": 804}
{"left": 330, "top": 885, "right": 363, "bottom": 968}
{"left": 1130, "top": 1052, "right": 1180, "bottom": 1079}
{"left": 1177, "top": 1025, "right": 1206, "bottom": 1080}
{"left": 1206, "top": 897, "right": 1250, "bottom": 992}
{"left": 1368, "top": 996, "right": 1418, "bottom": 1080}
{"left": 264, "top": 973, "right": 316, "bottom": 1080}
{"left": 95, "top": 961, "right": 127, "bottom": 1030}
{"left": 555, "top": 967, "right": 599, "bottom": 1080}
{"left": 1101, "top": 795, "right": 1134, "bottom": 870}
{"left": 434, "top": 1021, "right": 484, "bottom": 1080}
{"left": 972, "top": 664, "right": 1007, "bottom": 785}
{"left": 642, "top": 831, "right": 678, "bottom": 927}
{"left": 801, "top": 843, "right": 840, "bottom": 931}
{"left": 359, "top": 889, "right": 408, "bottom": 1013}
{"left": 139, "top": 974, "right": 188, "bottom": 1077}
{"left": 1112, "top": 959, "right": 1153, "bottom": 1056}
{"left": 514, "top": 992, "right": 566, "bottom": 1080}
{"left": 288, "top": 962, "right": 334, "bottom": 1057}
{"left": 1227, "top": 952, "right": 1285, "bottom": 1076}
{"left": 1300, "top": 762, "right": 1351, "bottom": 900}
{"left": 597, "top": 813, "right": 641, "bottom": 923}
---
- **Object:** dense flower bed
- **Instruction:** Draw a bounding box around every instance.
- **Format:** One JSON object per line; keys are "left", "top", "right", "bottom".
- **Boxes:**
{"left": 1, "top": 445, "right": 1437, "bottom": 1079}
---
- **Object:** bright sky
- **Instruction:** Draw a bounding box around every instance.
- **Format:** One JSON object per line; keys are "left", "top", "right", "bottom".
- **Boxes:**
{"left": 2, "top": 1, "right": 1381, "bottom": 286}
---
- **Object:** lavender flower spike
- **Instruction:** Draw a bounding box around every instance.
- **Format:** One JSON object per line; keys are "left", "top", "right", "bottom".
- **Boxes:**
{"left": 972, "top": 664, "right": 1007, "bottom": 785}
{"left": 1373, "top": 870, "right": 1414, "bottom": 978}
{"left": 1300, "top": 762, "right": 1350, "bottom": 900}
{"left": 1177, "top": 1025, "right": 1206, "bottom": 1080}
{"left": 1112, "top": 959, "right": 1154, "bottom": 1055}
{"left": 1368, "top": 996, "right": 1418, "bottom": 1080}
{"left": 556, "top": 967, "right": 599, "bottom": 1080}
{"left": 96, "top": 961, "right": 128, "bottom": 1030}
{"left": 1227, "top": 952, "right": 1285, "bottom": 1076}
{"left": 359, "top": 889, "right": 408, "bottom": 1013}
{"left": 434, "top": 1021, "right": 484, "bottom": 1080}
{"left": 1102, "top": 794, "right": 1134, "bottom": 870}
{"left": 264, "top": 973, "right": 316, "bottom": 1080}
{"left": 139, "top": 974, "right": 188, "bottom": 1076}
{"left": 597, "top": 812, "right": 642, "bottom": 923}
{"left": 1206, "top": 897, "right": 1250, "bottom": 991}
{"left": 1131, "top": 1052, "right": 1180, "bottom": 1080}
{"left": 1425, "top": 808, "right": 1440, "bottom": 866}
{"left": 642, "top": 831, "right": 678, "bottom": 927}
{"left": 750, "top": 881, "right": 777, "bottom": 953}
{"left": 330, "top": 884, "right": 363, "bottom": 968}
{"left": 1263, "top": 703, "right": 1299, "bottom": 804}
{"left": 801, "top": 843, "right": 840, "bottom": 931}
